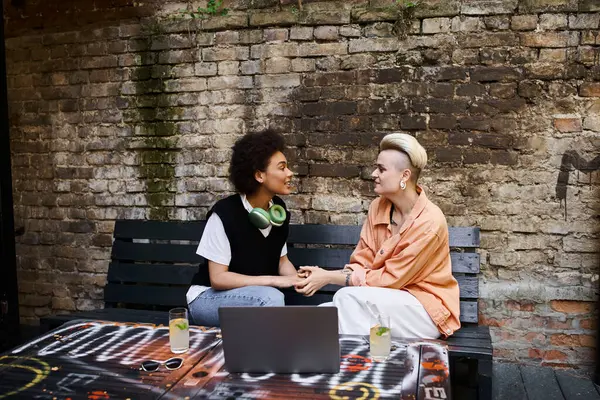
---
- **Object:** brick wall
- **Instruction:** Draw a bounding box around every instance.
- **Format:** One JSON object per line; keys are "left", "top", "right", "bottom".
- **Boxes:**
{"left": 4, "top": 0, "right": 600, "bottom": 370}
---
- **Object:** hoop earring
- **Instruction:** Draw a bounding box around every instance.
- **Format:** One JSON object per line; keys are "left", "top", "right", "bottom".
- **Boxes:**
{"left": 400, "top": 181, "right": 406, "bottom": 190}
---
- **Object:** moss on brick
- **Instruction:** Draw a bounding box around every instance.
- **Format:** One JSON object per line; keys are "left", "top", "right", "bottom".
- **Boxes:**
{"left": 130, "top": 22, "right": 179, "bottom": 221}
{"left": 141, "top": 151, "right": 177, "bottom": 164}
{"left": 140, "top": 164, "right": 176, "bottom": 179}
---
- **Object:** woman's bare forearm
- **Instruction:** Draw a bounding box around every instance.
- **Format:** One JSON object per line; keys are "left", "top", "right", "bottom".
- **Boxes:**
{"left": 210, "top": 271, "right": 276, "bottom": 290}
{"left": 330, "top": 268, "right": 352, "bottom": 286}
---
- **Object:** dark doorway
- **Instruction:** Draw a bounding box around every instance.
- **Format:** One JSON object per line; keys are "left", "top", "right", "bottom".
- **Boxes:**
{"left": 0, "top": 2, "right": 21, "bottom": 351}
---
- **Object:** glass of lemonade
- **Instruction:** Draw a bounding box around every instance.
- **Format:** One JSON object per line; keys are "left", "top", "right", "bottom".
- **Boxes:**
{"left": 169, "top": 308, "right": 189, "bottom": 354}
{"left": 369, "top": 314, "right": 391, "bottom": 362}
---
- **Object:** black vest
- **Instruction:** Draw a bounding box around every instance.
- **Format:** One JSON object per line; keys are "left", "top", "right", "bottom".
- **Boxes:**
{"left": 192, "top": 194, "right": 290, "bottom": 286}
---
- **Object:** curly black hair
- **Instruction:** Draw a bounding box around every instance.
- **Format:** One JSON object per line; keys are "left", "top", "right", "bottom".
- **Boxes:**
{"left": 229, "top": 129, "right": 286, "bottom": 195}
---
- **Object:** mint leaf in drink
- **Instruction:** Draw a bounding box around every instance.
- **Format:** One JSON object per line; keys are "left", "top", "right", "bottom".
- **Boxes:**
{"left": 176, "top": 322, "right": 188, "bottom": 330}
{"left": 376, "top": 327, "right": 390, "bottom": 336}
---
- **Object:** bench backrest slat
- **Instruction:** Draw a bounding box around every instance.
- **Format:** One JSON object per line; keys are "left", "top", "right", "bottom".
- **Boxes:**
{"left": 113, "top": 220, "right": 205, "bottom": 241}
{"left": 107, "top": 263, "right": 196, "bottom": 285}
{"left": 104, "top": 284, "right": 186, "bottom": 307}
{"left": 112, "top": 221, "right": 479, "bottom": 248}
{"left": 450, "top": 253, "right": 480, "bottom": 274}
{"left": 287, "top": 225, "right": 361, "bottom": 245}
{"left": 287, "top": 248, "right": 354, "bottom": 269}
{"left": 110, "top": 247, "right": 479, "bottom": 279}
{"left": 112, "top": 242, "right": 199, "bottom": 264}
{"left": 287, "top": 225, "right": 480, "bottom": 248}
{"left": 447, "top": 227, "right": 480, "bottom": 248}
{"left": 460, "top": 301, "right": 478, "bottom": 323}
{"left": 454, "top": 275, "right": 478, "bottom": 299}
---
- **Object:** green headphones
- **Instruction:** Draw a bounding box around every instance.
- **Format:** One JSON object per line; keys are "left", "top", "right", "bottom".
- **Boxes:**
{"left": 249, "top": 204, "right": 287, "bottom": 229}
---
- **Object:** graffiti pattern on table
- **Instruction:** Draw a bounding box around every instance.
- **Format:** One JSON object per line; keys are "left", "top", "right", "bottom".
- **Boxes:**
{"left": 3, "top": 323, "right": 450, "bottom": 399}
{"left": 4, "top": 321, "right": 220, "bottom": 399}
{"left": 190, "top": 336, "right": 437, "bottom": 399}
{"left": 12, "top": 321, "right": 218, "bottom": 364}
{"left": 0, "top": 356, "right": 51, "bottom": 399}
{"left": 418, "top": 344, "right": 450, "bottom": 400}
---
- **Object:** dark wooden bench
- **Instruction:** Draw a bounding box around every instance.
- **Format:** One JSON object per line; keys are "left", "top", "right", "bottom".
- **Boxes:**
{"left": 40, "top": 220, "right": 492, "bottom": 399}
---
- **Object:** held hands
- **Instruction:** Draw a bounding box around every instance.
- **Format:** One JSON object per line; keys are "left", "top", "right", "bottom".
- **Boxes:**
{"left": 294, "top": 266, "right": 330, "bottom": 297}
{"left": 272, "top": 274, "right": 304, "bottom": 288}
{"left": 296, "top": 268, "right": 311, "bottom": 279}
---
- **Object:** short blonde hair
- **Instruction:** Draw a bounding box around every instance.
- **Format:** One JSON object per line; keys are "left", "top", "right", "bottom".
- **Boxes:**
{"left": 380, "top": 133, "right": 427, "bottom": 181}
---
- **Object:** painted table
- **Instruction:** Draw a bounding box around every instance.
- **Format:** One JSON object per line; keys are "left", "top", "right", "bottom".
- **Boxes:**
{"left": 0, "top": 320, "right": 451, "bottom": 399}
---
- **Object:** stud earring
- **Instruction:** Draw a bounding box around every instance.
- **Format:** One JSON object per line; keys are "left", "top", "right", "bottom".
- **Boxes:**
{"left": 400, "top": 181, "right": 406, "bottom": 190}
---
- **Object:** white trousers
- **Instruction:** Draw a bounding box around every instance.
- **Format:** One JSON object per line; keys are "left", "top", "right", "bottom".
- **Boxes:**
{"left": 320, "top": 287, "right": 440, "bottom": 339}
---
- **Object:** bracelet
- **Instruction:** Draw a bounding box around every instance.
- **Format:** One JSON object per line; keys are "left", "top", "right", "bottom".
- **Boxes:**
{"left": 344, "top": 272, "right": 351, "bottom": 286}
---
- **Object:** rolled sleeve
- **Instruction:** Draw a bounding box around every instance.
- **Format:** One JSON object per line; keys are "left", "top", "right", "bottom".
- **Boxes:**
{"left": 281, "top": 243, "right": 287, "bottom": 257}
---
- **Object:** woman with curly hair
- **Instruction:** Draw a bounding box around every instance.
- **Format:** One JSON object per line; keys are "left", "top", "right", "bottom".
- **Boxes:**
{"left": 186, "top": 129, "right": 301, "bottom": 327}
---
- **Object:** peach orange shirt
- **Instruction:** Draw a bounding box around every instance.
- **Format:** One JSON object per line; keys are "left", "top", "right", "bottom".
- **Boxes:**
{"left": 345, "top": 186, "right": 461, "bottom": 337}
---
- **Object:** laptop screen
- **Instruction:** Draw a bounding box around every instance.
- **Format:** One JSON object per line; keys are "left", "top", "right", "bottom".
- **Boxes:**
{"left": 218, "top": 306, "right": 340, "bottom": 374}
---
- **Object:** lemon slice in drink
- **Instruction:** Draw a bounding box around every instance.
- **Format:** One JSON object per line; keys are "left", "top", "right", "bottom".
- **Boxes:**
{"left": 170, "top": 318, "right": 188, "bottom": 331}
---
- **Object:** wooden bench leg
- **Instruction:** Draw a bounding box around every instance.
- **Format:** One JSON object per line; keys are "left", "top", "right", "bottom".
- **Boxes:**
{"left": 478, "top": 359, "right": 493, "bottom": 400}
{"left": 450, "top": 357, "right": 478, "bottom": 400}
{"left": 39, "top": 320, "right": 54, "bottom": 334}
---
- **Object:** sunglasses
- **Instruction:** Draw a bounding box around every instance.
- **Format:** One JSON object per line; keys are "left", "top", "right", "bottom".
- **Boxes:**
{"left": 140, "top": 357, "right": 184, "bottom": 372}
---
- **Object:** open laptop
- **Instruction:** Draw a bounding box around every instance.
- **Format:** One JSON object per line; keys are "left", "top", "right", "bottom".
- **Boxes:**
{"left": 218, "top": 306, "right": 340, "bottom": 374}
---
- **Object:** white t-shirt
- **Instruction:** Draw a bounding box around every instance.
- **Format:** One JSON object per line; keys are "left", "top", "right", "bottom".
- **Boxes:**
{"left": 186, "top": 194, "right": 288, "bottom": 304}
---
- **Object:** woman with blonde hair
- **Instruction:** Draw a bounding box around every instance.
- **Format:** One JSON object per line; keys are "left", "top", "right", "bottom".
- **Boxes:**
{"left": 295, "top": 133, "right": 460, "bottom": 339}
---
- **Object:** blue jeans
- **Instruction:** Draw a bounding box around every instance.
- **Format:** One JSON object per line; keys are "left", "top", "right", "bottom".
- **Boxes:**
{"left": 188, "top": 286, "right": 285, "bottom": 327}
